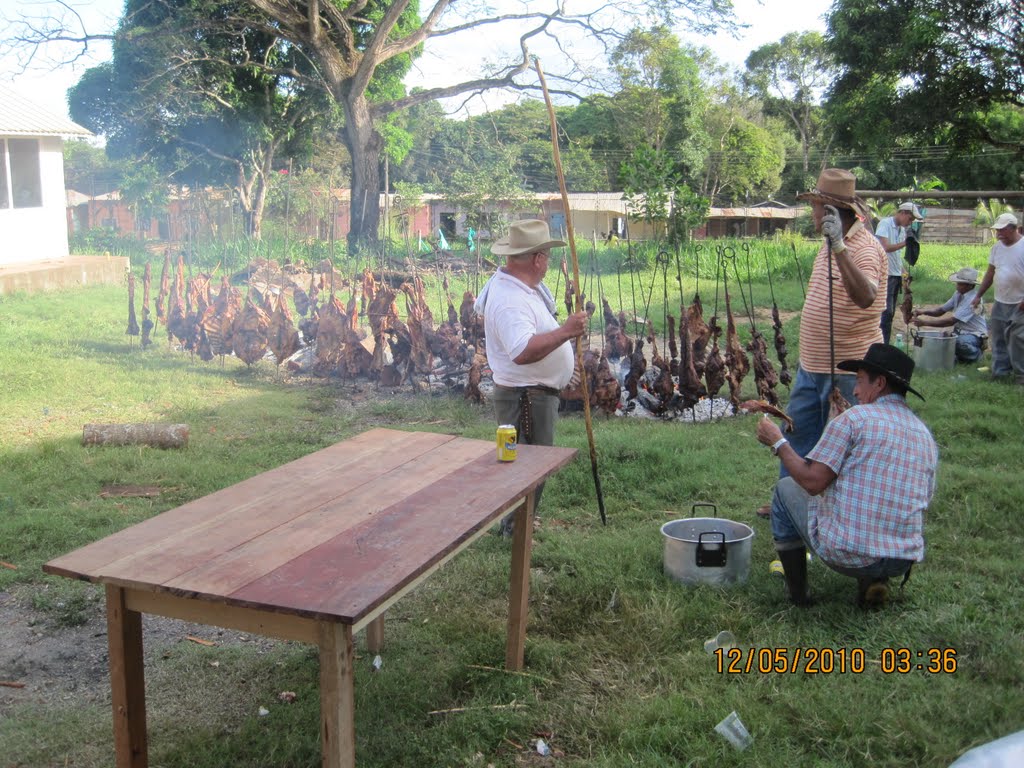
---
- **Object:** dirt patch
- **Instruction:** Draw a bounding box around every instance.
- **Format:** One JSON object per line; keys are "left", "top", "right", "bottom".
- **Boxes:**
{"left": 0, "top": 586, "right": 280, "bottom": 716}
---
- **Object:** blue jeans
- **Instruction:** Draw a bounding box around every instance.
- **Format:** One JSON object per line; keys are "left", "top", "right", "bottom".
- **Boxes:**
{"left": 955, "top": 334, "right": 983, "bottom": 364}
{"left": 880, "top": 275, "right": 902, "bottom": 344}
{"left": 780, "top": 366, "right": 857, "bottom": 479}
{"left": 988, "top": 302, "right": 1023, "bottom": 377}
{"left": 771, "top": 478, "right": 914, "bottom": 580}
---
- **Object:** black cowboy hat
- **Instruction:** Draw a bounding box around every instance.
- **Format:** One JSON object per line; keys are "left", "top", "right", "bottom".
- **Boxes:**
{"left": 837, "top": 343, "right": 924, "bottom": 400}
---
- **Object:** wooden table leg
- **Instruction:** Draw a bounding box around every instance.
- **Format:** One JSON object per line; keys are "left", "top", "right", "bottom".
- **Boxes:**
{"left": 318, "top": 622, "right": 356, "bottom": 768}
{"left": 366, "top": 615, "right": 384, "bottom": 654}
{"left": 106, "top": 585, "right": 148, "bottom": 768}
{"left": 505, "top": 494, "right": 535, "bottom": 670}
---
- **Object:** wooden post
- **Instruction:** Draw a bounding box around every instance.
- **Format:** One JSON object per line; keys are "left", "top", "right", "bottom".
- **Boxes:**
{"left": 366, "top": 615, "right": 384, "bottom": 654}
{"left": 505, "top": 495, "right": 535, "bottom": 670}
{"left": 83, "top": 423, "right": 189, "bottom": 449}
{"left": 106, "top": 585, "right": 148, "bottom": 768}
{"left": 319, "top": 622, "right": 356, "bottom": 768}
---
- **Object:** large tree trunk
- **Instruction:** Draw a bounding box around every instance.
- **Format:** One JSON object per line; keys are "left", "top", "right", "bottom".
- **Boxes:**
{"left": 342, "top": 94, "right": 383, "bottom": 256}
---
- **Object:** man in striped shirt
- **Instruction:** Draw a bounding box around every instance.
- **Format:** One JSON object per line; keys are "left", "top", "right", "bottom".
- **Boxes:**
{"left": 757, "top": 344, "right": 938, "bottom": 608}
{"left": 757, "top": 170, "right": 888, "bottom": 522}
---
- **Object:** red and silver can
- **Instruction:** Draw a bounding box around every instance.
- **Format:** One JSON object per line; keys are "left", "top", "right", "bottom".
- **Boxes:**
{"left": 496, "top": 424, "right": 518, "bottom": 462}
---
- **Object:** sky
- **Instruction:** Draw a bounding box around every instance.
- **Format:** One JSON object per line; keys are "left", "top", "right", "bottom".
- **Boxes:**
{"left": 1, "top": 0, "right": 833, "bottom": 124}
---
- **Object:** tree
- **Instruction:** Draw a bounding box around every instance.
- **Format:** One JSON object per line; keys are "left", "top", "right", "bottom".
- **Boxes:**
{"left": 67, "top": 0, "right": 340, "bottom": 240}
{"left": 6, "top": 0, "right": 738, "bottom": 253}
{"left": 826, "top": 0, "right": 1024, "bottom": 154}
{"left": 744, "top": 31, "right": 835, "bottom": 179}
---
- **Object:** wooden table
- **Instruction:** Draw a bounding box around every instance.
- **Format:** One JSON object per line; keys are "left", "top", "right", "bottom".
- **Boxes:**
{"left": 44, "top": 428, "right": 577, "bottom": 768}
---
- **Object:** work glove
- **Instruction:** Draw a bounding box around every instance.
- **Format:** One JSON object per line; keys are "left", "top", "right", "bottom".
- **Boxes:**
{"left": 822, "top": 204, "right": 846, "bottom": 254}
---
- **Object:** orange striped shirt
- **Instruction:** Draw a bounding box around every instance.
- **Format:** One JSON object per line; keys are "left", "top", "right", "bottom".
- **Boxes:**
{"left": 799, "top": 222, "right": 886, "bottom": 374}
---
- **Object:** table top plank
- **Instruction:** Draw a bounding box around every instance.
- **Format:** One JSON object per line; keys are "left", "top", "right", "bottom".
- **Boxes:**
{"left": 230, "top": 443, "right": 577, "bottom": 622}
{"left": 159, "top": 436, "right": 496, "bottom": 597}
{"left": 44, "top": 429, "right": 457, "bottom": 583}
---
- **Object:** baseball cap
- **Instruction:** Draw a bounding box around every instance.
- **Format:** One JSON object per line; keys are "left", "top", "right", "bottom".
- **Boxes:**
{"left": 897, "top": 202, "right": 923, "bottom": 220}
{"left": 990, "top": 212, "right": 1019, "bottom": 230}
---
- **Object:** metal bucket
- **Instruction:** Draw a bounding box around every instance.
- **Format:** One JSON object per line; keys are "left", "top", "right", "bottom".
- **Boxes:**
{"left": 661, "top": 503, "right": 755, "bottom": 586}
{"left": 911, "top": 329, "right": 956, "bottom": 372}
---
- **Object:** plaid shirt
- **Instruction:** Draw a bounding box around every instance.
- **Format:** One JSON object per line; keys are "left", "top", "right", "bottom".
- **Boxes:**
{"left": 807, "top": 395, "right": 938, "bottom": 567}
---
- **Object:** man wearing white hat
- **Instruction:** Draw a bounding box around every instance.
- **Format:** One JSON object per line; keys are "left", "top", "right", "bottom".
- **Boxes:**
{"left": 972, "top": 213, "right": 1024, "bottom": 380}
{"left": 912, "top": 267, "right": 988, "bottom": 363}
{"left": 475, "top": 219, "right": 588, "bottom": 534}
{"left": 875, "top": 202, "right": 924, "bottom": 344}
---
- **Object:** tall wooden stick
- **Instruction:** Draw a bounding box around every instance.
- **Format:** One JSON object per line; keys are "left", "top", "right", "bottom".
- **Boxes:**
{"left": 535, "top": 58, "right": 607, "bottom": 526}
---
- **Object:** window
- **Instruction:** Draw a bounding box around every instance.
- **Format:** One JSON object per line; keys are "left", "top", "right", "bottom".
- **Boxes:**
{"left": 1, "top": 138, "right": 43, "bottom": 209}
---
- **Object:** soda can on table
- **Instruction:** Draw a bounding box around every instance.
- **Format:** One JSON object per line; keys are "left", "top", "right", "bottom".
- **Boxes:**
{"left": 496, "top": 424, "right": 517, "bottom": 462}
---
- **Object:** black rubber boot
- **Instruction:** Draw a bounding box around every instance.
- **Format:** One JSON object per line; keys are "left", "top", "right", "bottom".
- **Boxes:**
{"left": 778, "top": 547, "right": 811, "bottom": 606}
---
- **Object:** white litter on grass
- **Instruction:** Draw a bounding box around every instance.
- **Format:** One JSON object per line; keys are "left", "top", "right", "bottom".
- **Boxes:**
{"left": 258, "top": 706, "right": 270, "bottom": 717}
{"left": 372, "top": 655, "right": 383, "bottom": 671}
{"left": 535, "top": 738, "right": 552, "bottom": 757}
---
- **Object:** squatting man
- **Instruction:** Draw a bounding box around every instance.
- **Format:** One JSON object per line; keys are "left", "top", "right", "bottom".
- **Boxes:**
{"left": 756, "top": 343, "right": 938, "bottom": 608}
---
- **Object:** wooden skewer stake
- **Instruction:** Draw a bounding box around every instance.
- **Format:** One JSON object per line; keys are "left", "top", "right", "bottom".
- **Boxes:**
{"left": 535, "top": 58, "right": 607, "bottom": 526}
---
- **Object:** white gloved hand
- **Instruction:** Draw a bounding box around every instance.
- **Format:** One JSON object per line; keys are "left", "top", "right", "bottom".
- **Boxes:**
{"left": 822, "top": 204, "right": 846, "bottom": 254}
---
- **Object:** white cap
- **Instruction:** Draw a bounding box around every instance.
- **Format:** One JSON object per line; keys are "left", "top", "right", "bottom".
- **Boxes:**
{"left": 991, "top": 212, "right": 1019, "bottom": 230}
{"left": 897, "top": 202, "right": 923, "bottom": 220}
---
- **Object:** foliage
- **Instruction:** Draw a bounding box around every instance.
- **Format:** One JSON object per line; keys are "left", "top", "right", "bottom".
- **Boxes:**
{"left": 973, "top": 199, "right": 1017, "bottom": 241}
{"left": 68, "top": 227, "right": 150, "bottom": 260}
{"left": 744, "top": 31, "right": 836, "bottom": 177}
{"left": 826, "top": 0, "right": 1024, "bottom": 155}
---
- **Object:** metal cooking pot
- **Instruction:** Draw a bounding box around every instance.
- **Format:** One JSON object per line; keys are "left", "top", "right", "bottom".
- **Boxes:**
{"left": 661, "top": 503, "right": 754, "bottom": 586}
{"left": 911, "top": 328, "right": 956, "bottom": 372}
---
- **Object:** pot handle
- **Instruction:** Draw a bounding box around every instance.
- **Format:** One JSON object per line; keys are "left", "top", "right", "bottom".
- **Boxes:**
{"left": 690, "top": 502, "right": 718, "bottom": 519}
{"left": 696, "top": 531, "right": 727, "bottom": 568}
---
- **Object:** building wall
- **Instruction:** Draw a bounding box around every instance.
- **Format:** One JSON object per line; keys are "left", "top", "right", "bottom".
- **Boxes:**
{"left": 1, "top": 136, "right": 71, "bottom": 265}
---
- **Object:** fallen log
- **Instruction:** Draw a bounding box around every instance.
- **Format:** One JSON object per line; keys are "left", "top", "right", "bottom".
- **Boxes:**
{"left": 83, "top": 423, "right": 190, "bottom": 449}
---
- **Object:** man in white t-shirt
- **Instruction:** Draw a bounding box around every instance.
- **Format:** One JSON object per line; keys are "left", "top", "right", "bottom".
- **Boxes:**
{"left": 912, "top": 267, "right": 988, "bottom": 363}
{"left": 475, "top": 219, "right": 588, "bottom": 534}
{"left": 875, "top": 202, "right": 924, "bottom": 344}
{"left": 972, "top": 213, "right": 1024, "bottom": 380}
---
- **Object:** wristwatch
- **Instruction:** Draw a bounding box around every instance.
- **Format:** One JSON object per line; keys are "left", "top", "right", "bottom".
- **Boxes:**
{"left": 770, "top": 437, "right": 788, "bottom": 456}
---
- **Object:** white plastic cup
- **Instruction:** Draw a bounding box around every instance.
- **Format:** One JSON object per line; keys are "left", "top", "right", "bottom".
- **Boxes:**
{"left": 703, "top": 630, "right": 737, "bottom": 654}
{"left": 714, "top": 710, "right": 753, "bottom": 751}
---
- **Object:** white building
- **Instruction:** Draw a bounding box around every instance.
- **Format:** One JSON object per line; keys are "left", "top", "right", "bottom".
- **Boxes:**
{"left": 0, "top": 84, "right": 92, "bottom": 266}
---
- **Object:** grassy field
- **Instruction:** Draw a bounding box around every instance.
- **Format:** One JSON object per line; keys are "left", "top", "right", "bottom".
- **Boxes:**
{"left": 2, "top": 241, "right": 1022, "bottom": 767}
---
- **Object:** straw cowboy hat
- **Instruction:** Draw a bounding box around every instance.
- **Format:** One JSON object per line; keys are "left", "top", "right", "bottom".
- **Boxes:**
{"left": 948, "top": 267, "right": 980, "bottom": 285}
{"left": 796, "top": 168, "right": 872, "bottom": 220}
{"left": 491, "top": 219, "right": 566, "bottom": 257}
{"left": 837, "top": 343, "right": 924, "bottom": 400}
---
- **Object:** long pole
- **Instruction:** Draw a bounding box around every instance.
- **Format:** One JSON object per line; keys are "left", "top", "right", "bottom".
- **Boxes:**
{"left": 536, "top": 58, "right": 607, "bottom": 526}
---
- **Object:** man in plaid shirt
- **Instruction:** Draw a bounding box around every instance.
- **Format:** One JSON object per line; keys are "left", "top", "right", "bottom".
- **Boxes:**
{"left": 757, "top": 344, "right": 938, "bottom": 608}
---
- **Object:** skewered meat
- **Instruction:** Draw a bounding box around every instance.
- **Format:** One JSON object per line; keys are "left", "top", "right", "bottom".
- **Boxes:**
{"left": 231, "top": 296, "right": 270, "bottom": 365}
{"left": 747, "top": 330, "right": 780, "bottom": 407}
{"left": 460, "top": 290, "right": 484, "bottom": 347}
{"left": 314, "top": 295, "right": 350, "bottom": 373}
{"left": 677, "top": 313, "right": 707, "bottom": 407}
{"left": 293, "top": 284, "right": 311, "bottom": 317}
{"left": 738, "top": 399, "right": 794, "bottom": 432}
{"left": 704, "top": 316, "right": 726, "bottom": 397}
{"left": 900, "top": 274, "right": 914, "bottom": 326}
{"left": 401, "top": 280, "right": 434, "bottom": 375}
{"left": 593, "top": 353, "right": 622, "bottom": 415}
{"left": 602, "top": 299, "right": 632, "bottom": 360}
{"left": 723, "top": 288, "right": 750, "bottom": 406}
{"left": 465, "top": 360, "right": 484, "bottom": 404}
{"left": 771, "top": 304, "right": 791, "bottom": 387}
{"left": 687, "top": 295, "right": 711, "bottom": 378}
{"left": 126, "top": 272, "right": 140, "bottom": 338}
{"left": 624, "top": 338, "right": 647, "bottom": 401}
{"left": 156, "top": 249, "right": 170, "bottom": 323}
{"left": 141, "top": 263, "right": 154, "bottom": 348}
{"left": 828, "top": 386, "right": 851, "bottom": 420}
{"left": 561, "top": 259, "right": 574, "bottom": 316}
{"left": 166, "top": 255, "right": 188, "bottom": 345}
{"left": 268, "top": 293, "right": 301, "bottom": 365}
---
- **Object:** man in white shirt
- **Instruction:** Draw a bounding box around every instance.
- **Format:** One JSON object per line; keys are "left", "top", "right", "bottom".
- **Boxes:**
{"left": 875, "top": 202, "right": 924, "bottom": 344}
{"left": 475, "top": 219, "right": 588, "bottom": 534}
{"left": 972, "top": 213, "right": 1024, "bottom": 381}
{"left": 912, "top": 267, "right": 988, "bottom": 363}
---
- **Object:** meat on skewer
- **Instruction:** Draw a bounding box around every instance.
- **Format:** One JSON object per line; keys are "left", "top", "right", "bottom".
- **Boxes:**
{"left": 828, "top": 386, "right": 851, "bottom": 420}
{"left": 738, "top": 399, "right": 794, "bottom": 432}
{"left": 687, "top": 295, "right": 711, "bottom": 378}
{"left": 126, "top": 272, "right": 140, "bottom": 338}
{"left": 677, "top": 313, "right": 707, "bottom": 408}
{"left": 771, "top": 304, "right": 791, "bottom": 387}
{"left": 141, "top": 263, "right": 154, "bottom": 348}
{"left": 704, "top": 316, "right": 726, "bottom": 398}
{"left": 900, "top": 274, "right": 914, "bottom": 326}
{"left": 748, "top": 329, "right": 780, "bottom": 407}
{"left": 723, "top": 288, "right": 750, "bottom": 407}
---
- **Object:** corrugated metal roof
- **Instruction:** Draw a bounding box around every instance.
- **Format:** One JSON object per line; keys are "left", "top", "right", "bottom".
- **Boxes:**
{"left": 0, "top": 84, "right": 93, "bottom": 137}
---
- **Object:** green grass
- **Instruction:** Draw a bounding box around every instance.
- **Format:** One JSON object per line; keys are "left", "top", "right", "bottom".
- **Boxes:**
{"left": 1, "top": 244, "right": 1022, "bottom": 767}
